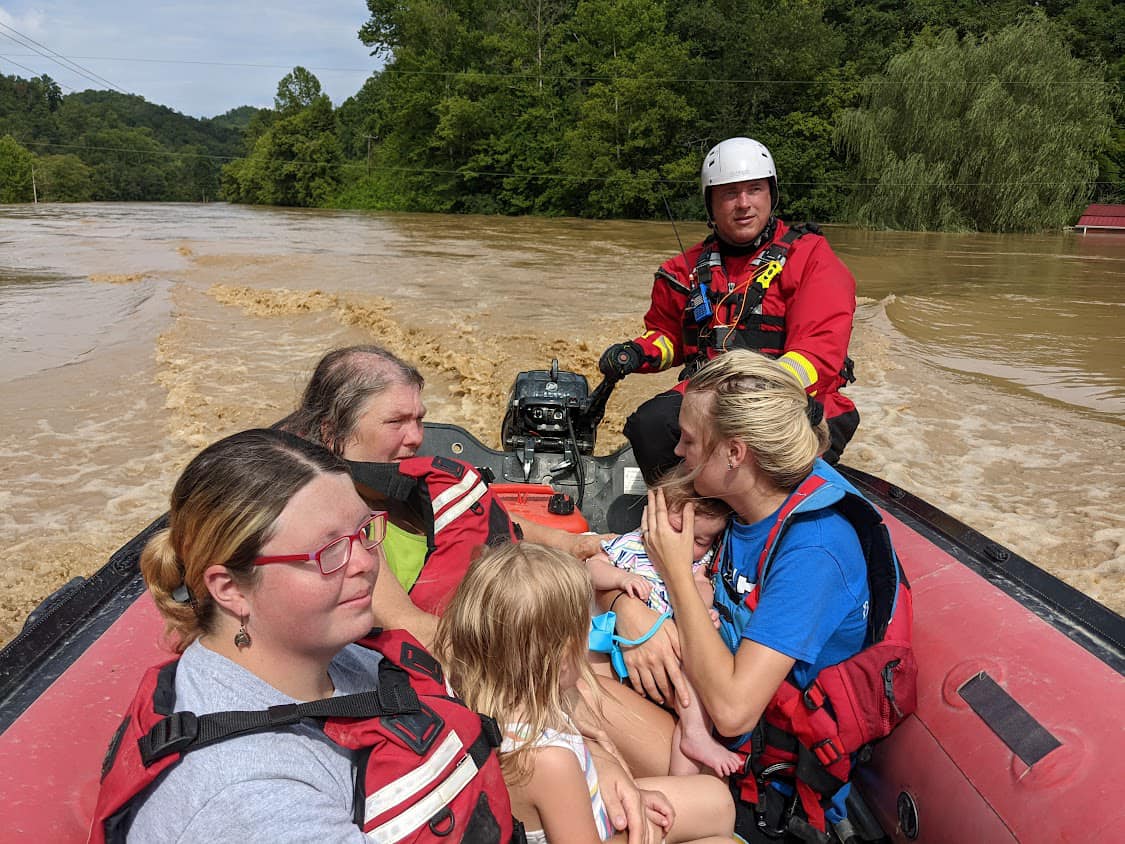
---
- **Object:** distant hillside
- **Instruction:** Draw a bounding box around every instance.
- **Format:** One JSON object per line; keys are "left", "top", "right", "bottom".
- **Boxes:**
{"left": 60, "top": 89, "right": 245, "bottom": 153}
{"left": 0, "top": 73, "right": 252, "bottom": 202}
{"left": 209, "top": 105, "right": 270, "bottom": 132}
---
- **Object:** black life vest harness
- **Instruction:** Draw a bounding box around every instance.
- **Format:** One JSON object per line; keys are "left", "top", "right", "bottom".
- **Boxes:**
{"left": 681, "top": 223, "right": 820, "bottom": 374}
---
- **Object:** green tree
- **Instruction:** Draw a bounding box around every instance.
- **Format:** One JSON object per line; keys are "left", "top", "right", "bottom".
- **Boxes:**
{"left": 547, "top": 0, "right": 697, "bottom": 217}
{"left": 275, "top": 66, "right": 325, "bottom": 115}
{"left": 222, "top": 71, "right": 342, "bottom": 206}
{"left": 35, "top": 153, "right": 94, "bottom": 201}
{"left": 835, "top": 17, "right": 1116, "bottom": 231}
{"left": 0, "top": 134, "right": 36, "bottom": 201}
{"left": 78, "top": 126, "right": 170, "bottom": 200}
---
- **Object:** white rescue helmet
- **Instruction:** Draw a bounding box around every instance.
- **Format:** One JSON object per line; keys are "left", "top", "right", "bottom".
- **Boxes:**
{"left": 701, "top": 137, "right": 778, "bottom": 220}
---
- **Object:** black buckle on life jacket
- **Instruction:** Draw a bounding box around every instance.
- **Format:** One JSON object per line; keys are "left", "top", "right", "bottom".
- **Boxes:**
{"left": 755, "top": 244, "right": 789, "bottom": 267}
{"left": 381, "top": 701, "right": 444, "bottom": 756}
{"left": 479, "top": 713, "right": 503, "bottom": 749}
{"left": 468, "top": 717, "right": 501, "bottom": 768}
{"left": 431, "top": 455, "right": 466, "bottom": 478}
{"left": 139, "top": 711, "right": 199, "bottom": 765}
{"left": 802, "top": 685, "right": 826, "bottom": 711}
{"left": 400, "top": 640, "right": 445, "bottom": 685}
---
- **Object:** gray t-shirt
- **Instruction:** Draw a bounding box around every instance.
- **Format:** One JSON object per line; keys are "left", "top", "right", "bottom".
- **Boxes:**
{"left": 128, "top": 640, "right": 383, "bottom": 843}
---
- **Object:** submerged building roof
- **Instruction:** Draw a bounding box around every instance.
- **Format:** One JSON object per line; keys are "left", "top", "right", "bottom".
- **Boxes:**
{"left": 1076, "top": 204, "right": 1125, "bottom": 231}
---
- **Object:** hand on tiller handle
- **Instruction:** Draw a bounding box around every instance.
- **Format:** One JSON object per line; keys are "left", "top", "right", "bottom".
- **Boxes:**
{"left": 599, "top": 341, "right": 644, "bottom": 380}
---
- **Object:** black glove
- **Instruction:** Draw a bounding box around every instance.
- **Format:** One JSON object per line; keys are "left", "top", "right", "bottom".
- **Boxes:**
{"left": 599, "top": 341, "right": 644, "bottom": 379}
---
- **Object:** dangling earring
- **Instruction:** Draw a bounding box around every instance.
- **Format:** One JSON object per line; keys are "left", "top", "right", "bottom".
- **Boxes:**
{"left": 234, "top": 615, "right": 252, "bottom": 649}
{"left": 727, "top": 458, "right": 735, "bottom": 471}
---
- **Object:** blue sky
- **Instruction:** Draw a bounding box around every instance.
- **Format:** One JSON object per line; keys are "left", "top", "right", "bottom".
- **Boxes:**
{"left": 0, "top": 2, "right": 380, "bottom": 117}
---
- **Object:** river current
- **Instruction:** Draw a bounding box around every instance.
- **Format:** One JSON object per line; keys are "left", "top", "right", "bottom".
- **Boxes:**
{"left": 0, "top": 202, "right": 1122, "bottom": 643}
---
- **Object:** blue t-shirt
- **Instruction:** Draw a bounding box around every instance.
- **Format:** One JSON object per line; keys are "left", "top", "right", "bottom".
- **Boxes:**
{"left": 725, "top": 506, "right": 870, "bottom": 689}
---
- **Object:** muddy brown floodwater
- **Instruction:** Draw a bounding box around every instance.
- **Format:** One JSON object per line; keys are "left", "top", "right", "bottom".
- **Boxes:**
{"left": 0, "top": 203, "right": 1122, "bottom": 645}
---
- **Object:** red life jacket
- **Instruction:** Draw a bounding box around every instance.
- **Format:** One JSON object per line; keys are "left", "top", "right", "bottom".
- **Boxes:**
{"left": 716, "top": 465, "right": 918, "bottom": 835}
{"left": 642, "top": 220, "right": 858, "bottom": 430}
{"left": 348, "top": 456, "right": 521, "bottom": 614}
{"left": 681, "top": 225, "right": 814, "bottom": 364}
{"left": 89, "top": 629, "right": 519, "bottom": 844}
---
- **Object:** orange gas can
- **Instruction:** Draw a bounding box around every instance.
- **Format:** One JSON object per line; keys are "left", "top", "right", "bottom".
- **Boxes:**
{"left": 491, "top": 483, "right": 589, "bottom": 534}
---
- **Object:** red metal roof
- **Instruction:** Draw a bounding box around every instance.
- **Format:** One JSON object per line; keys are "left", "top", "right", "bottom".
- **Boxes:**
{"left": 1076, "top": 204, "right": 1125, "bottom": 229}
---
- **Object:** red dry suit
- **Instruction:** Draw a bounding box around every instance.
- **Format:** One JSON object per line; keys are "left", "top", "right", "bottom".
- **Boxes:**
{"left": 633, "top": 220, "right": 857, "bottom": 424}
{"left": 89, "top": 628, "right": 519, "bottom": 844}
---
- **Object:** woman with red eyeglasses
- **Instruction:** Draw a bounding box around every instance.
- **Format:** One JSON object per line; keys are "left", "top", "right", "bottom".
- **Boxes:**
{"left": 88, "top": 429, "right": 515, "bottom": 843}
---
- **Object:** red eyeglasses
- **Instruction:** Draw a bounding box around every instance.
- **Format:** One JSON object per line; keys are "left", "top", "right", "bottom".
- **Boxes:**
{"left": 252, "top": 511, "right": 387, "bottom": 575}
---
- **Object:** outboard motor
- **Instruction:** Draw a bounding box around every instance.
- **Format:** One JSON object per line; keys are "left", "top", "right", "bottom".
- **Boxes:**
{"left": 500, "top": 359, "right": 617, "bottom": 510}
{"left": 501, "top": 359, "right": 611, "bottom": 456}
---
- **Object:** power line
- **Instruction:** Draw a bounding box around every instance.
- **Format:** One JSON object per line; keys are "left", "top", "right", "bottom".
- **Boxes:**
{"left": 3, "top": 50, "right": 1117, "bottom": 87}
{"left": 0, "top": 22, "right": 129, "bottom": 94}
{"left": 0, "top": 53, "right": 75, "bottom": 91}
{"left": 16, "top": 140, "right": 1123, "bottom": 189}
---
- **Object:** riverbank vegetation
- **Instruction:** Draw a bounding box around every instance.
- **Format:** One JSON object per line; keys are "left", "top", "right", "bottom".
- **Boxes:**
{"left": 0, "top": 1, "right": 1120, "bottom": 231}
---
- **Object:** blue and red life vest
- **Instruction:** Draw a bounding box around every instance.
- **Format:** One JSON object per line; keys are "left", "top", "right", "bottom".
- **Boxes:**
{"left": 711, "top": 462, "right": 917, "bottom": 834}
{"left": 88, "top": 629, "right": 519, "bottom": 844}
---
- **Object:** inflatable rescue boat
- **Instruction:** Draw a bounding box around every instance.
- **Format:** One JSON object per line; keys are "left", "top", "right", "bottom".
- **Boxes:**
{"left": 0, "top": 363, "right": 1122, "bottom": 842}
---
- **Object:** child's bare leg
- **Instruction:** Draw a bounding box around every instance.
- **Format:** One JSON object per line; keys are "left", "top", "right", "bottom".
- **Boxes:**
{"left": 669, "top": 719, "right": 701, "bottom": 775}
{"left": 672, "top": 679, "right": 742, "bottom": 777}
{"left": 636, "top": 773, "right": 736, "bottom": 843}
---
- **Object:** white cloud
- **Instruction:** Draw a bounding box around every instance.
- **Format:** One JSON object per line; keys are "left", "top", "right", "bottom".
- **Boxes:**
{"left": 0, "top": 1, "right": 380, "bottom": 117}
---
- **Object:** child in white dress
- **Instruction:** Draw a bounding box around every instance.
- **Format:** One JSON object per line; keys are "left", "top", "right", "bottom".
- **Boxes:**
{"left": 434, "top": 542, "right": 735, "bottom": 844}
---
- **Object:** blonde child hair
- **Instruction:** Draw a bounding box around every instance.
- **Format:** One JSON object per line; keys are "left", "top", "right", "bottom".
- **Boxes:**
{"left": 433, "top": 542, "right": 600, "bottom": 782}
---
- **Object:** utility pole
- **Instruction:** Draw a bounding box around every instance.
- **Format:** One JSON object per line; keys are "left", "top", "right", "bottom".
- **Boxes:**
{"left": 365, "top": 135, "right": 377, "bottom": 177}
{"left": 31, "top": 164, "right": 38, "bottom": 204}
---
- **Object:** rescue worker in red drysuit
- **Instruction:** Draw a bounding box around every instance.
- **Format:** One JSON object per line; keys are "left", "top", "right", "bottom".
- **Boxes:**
{"left": 599, "top": 137, "right": 859, "bottom": 482}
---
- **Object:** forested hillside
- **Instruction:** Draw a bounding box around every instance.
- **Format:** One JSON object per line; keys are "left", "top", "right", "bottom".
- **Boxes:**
{"left": 0, "top": 74, "right": 261, "bottom": 203}
{"left": 1, "top": 0, "right": 1121, "bottom": 231}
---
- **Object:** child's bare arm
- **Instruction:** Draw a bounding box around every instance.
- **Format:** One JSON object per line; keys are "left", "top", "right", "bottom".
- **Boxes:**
{"left": 692, "top": 571, "right": 721, "bottom": 629}
{"left": 692, "top": 569, "right": 715, "bottom": 608}
{"left": 525, "top": 746, "right": 619, "bottom": 844}
{"left": 587, "top": 558, "right": 653, "bottom": 602}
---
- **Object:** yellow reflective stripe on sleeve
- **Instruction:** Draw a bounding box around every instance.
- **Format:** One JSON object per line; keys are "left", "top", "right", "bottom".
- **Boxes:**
{"left": 642, "top": 331, "right": 675, "bottom": 370}
{"left": 777, "top": 351, "right": 818, "bottom": 392}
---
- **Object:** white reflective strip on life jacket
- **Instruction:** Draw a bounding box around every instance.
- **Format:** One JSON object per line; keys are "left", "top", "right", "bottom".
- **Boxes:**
{"left": 432, "top": 475, "right": 487, "bottom": 536}
{"left": 364, "top": 731, "right": 464, "bottom": 825}
{"left": 430, "top": 466, "right": 480, "bottom": 512}
{"left": 365, "top": 753, "right": 479, "bottom": 844}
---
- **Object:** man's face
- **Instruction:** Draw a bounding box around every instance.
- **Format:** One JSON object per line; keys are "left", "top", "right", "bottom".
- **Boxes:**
{"left": 341, "top": 382, "right": 426, "bottom": 462}
{"left": 710, "top": 177, "right": 772, "bottom": 245}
